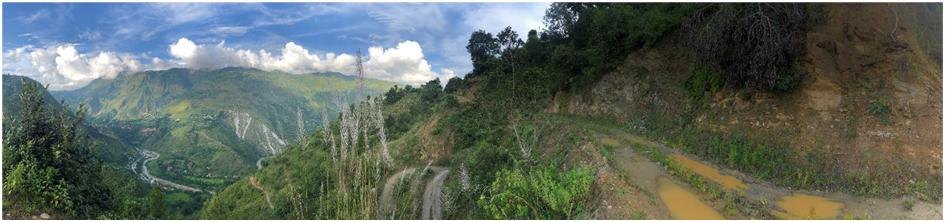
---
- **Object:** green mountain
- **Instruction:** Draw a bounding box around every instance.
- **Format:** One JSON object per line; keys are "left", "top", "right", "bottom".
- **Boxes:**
{"left": 3, "top": 74, "right": 64, "bottom": 117}
{"left": 49, "top": 67, "right": 400, "bottom": 192}
{"left": 3, "top": 74, "right": 138, "bottom": 167}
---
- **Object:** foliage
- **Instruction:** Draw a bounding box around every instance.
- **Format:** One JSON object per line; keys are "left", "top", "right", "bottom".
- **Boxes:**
{"left": 2, "top": 78, "right": 112, "bottom": 219}
{"left": 867, "top": 96, "right": 891, "bottom": 125}
{"left": 149, "top": 185, "right": 166, "bottom": 219}
{"left": 443, "top": 76, "right": 465, "bottom": 94}
{"left": 682, "top": 65, "right": 725, "bottom": 108}
{"left": 862, "top": 73, "right": 891, "bottom": 125}
{"left": 49, "top": 68, "right": 400, "bottom": 186}
{"left": 775, "top": 62, "right": 804, "bottom": 93}
{"left": 686, "top": 3, "right": 809, "bottom": 91}
{"left": 541, "top": 3, "right": 696, "bottom": 91}
{"left": 384, "top": 85, "right": 407, "bottom": 105}
{"left": 478, "top": 164, "right": 596, "bottom": 219}
{"left": 420, "top": 78, "right": 444, "bottom": 102}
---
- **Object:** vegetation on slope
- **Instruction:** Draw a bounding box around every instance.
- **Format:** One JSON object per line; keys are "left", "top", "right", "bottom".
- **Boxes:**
{"left": 49, "top": 68, "right": 400, "bottom": 190}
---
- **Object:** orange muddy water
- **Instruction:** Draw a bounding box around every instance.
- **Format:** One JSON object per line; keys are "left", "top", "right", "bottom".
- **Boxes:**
{"left": 670, "top": 154, "right": 749, "bottom": 191}
{"left": 656, "top": 176, "right": 726, "bottom": 219}
{"left": 774, "top": 193, "right": 844, "bottom": 219}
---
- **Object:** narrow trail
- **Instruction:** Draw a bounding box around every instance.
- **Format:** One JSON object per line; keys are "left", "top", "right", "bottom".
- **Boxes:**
{"left": 593, "top": 127, "right": 943, "bottom": 219}
{"left": 139, "top": 149, "right": 204, "bottom": 193}
{"left": 378, "top": 166, "right": 450, "bottom": 220}
{"left": 249, "top": 176, "right": 274, "bottom": 210}
{"left": 421, "top": 167, "right": 449, "bottom": 220}
{"left": 378, "top": 168, "right": 416, "bottom": 219}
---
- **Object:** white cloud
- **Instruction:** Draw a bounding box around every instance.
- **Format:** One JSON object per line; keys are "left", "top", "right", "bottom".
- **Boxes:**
{"left": 146, "top": 57, "right": 182, "bottom": 70}
{"left": 18, "top": 8, "right": 50, "bottom": 23}
{"left": 4, "top": 38, "right": 453, "bottom": 90}
{"left": 3, "top": 44, "right": 143, "bottom": 90}
{"left": 368, "top": 3, "right": 448, "bottom": 34}
{"left": 147, "top": 3, "right": 219, "bottom": 25}
{"left": 165, "top": 38, "right": 450, "bottom": 85}
{"left": 78, "top": 28, "right": 102, "bottom": 41}
{"left": 210, "top": 26, "right": 250, "bottom": 37}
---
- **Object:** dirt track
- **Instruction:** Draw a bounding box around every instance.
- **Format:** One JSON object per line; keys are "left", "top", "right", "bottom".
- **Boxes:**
{"left": 421, "top": 167, "right": 449, "bottom": 220}
{"left": 378, "top": 166, "right": 449, "bottom": 220}
{"left": 378, "top": 168, "right": 416, "bottom": 219}
{"left": 249, "top": 176, "right": 274, "bottom": 209}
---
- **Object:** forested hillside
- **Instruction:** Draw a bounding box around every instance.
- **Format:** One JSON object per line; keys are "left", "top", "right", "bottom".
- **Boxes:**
{"left": 205, "top": 2, "right": 942, "bottom": 220}
{"left": 49, "top": 67, "right": 400, "bottom": 192}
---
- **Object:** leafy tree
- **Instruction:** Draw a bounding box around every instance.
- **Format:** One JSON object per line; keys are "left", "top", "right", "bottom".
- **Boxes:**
{"left": 384, "top": 85, "right": 405, "bottom": 105}
{"left": 148, "top": 185, "right": 166, "bottom": 219}
{"left": 2, "top": 78, "right": 111, "bottom": 218}
{"left": 420, "top": 78, "right": 443, "bottom": 102}
{"left": 466, "top": 30, "right": 500, "bottom": 77}
{"left": 444, "top": 76, "right": 465, "bottom": 94}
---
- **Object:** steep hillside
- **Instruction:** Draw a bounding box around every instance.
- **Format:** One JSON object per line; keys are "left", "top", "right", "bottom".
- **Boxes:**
{"left": 50, "top": 68, "right": 400, "bottom": 191}
{"left": 203, "top": 3, "right": 941, "bottom": 220}
{"left": 3, "top": 74, "right": 64, "bottom": 117}
{"left": 3, "top": 74, "right": 138, "bottom": 167}
{"left": 551, "top": 3, "right": 942, "bottom": 199}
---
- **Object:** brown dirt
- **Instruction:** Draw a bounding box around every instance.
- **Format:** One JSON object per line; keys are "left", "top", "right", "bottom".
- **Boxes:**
{"left": 421, "top": 167, "right": 449, "bottom": 220}
{"left": 590, "top": 127, "right": 943, "bottom": 219}
{"left": 550, "top": 3, "right": 942, "bottom": 201}
{"left": 422, "top": 114, "right": 441, "bottom": 138}
{"left": 378, "top": 168, "right": 416, "bottom": 219}
{"left": 456, "top": 79, "right": 481, "bottom": 102}
{"left": 249, "top": 176, "right": 274, "bottom": 210}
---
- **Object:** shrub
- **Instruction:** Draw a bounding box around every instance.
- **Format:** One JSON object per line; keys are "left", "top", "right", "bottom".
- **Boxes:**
{"left": 775, "top": 62, "right": 803, "bottom": 93}
{"left": 682, "top": 65, "right": 724, "bottom": 107}
{"left": 478, "top": 164, "right": 595, "bottom": 219}
{"left": 686, "top": 3, "right": 809, "bottom": 91}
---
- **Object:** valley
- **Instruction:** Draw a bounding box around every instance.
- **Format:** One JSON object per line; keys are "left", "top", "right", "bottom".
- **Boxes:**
{"left": 2, "top": 2, "right": 941, "bottom": 220}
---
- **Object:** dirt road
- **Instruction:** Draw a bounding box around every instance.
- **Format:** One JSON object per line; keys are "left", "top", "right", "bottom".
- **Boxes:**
{"left": 378, "top": 168, "right": 416, "bottom": 219}
{"left": 378, "top": 166, "right": 450, "bottom": 220}
{"left": 597, "top": 130, "right": 943, "bottom": 219}
{"left": 421, "top": 167, "right": 449, "bottom": 220}
{"left": 249, "top": 176, "right": 274, "bottom": 209}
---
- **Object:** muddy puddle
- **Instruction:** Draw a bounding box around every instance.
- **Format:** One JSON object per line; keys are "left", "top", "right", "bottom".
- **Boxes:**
{"left": 773, "top": 194, "right": 843, "bottom": 219}
{"left": 596, "top": 132, "right": 941, "bottom": 220}
{"left": 656, "top": 176, "right": 726, "bottom": 219}
{"left": 670, "top": 154, "right": 748, "bottom": 191}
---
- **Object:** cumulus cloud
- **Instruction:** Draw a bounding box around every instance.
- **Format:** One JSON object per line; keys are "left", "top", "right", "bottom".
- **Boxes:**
{"left": 3, "top": 38, "right": 452, "bottom": 90}
{"left": 165, "top": 38, "right": 452, "bottom": 85}
{"left": 3, "top": 44, "right": 143, "bottom": 90}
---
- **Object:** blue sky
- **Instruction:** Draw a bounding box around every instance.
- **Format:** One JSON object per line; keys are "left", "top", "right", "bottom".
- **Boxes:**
{"left": 2, "top": 2, "right": 550, "bottom": 90}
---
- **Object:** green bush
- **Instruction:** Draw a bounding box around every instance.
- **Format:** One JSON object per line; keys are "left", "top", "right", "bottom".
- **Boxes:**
{"left": 682, "top": 65, "right": 724, "bottom": 107}
{"left": 478, "top": 164, "right": 595, "bottom": 219}
{"left": 775, "top": 63, "right": 803, "bottom": 93}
